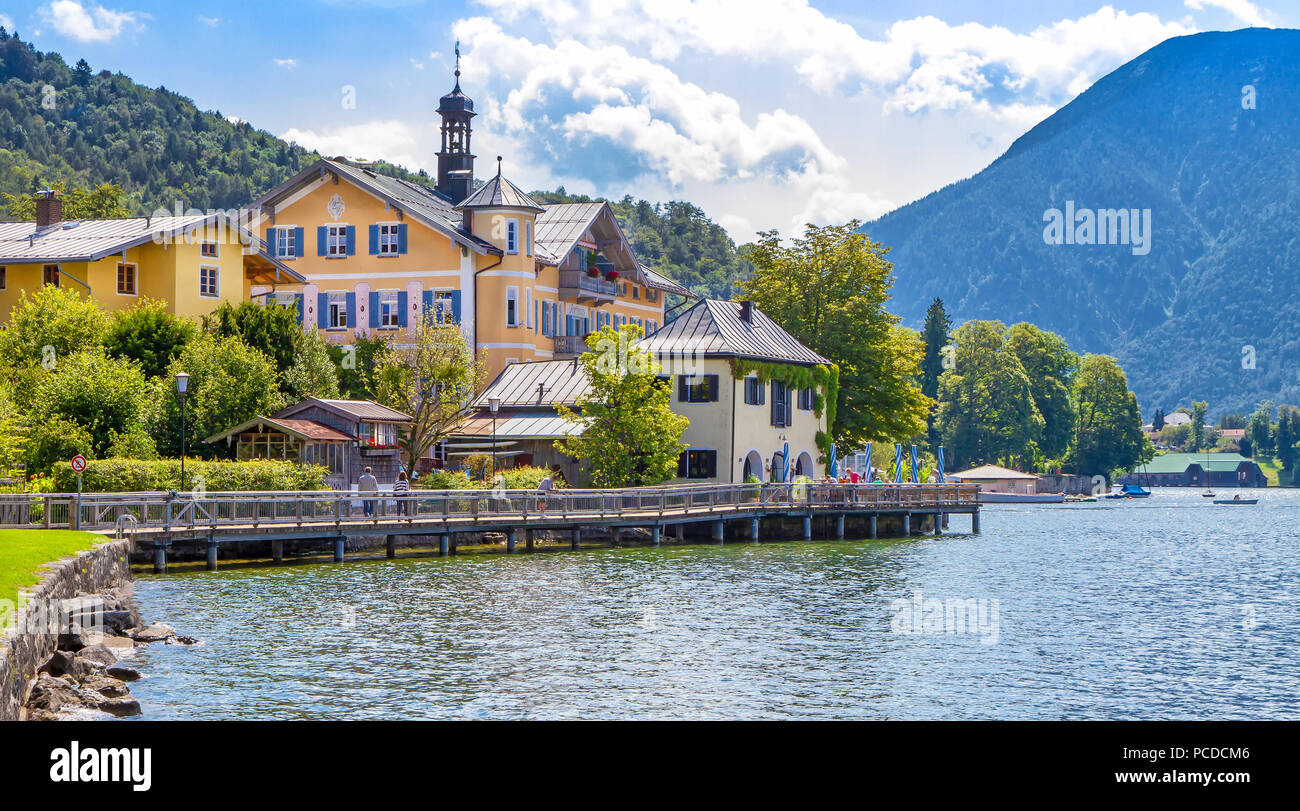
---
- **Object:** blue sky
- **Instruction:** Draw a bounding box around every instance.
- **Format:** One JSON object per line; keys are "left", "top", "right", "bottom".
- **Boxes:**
{"left": 2, "top": 0, "right": 1294, "bottom": 239}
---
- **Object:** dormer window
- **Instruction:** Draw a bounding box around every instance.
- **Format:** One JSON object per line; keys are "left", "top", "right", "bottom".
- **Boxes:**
{"left": 505, "top": 219, "right": 519, "bottom": 254}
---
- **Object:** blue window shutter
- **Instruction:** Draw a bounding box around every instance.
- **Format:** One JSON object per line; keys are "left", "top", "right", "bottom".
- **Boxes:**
{"left": 294, "top": 227, "right": 304, "bottom": 258}
{"left": 398, "top": 291, "right": 408, "bottom": 327}
{"left": 450, "top": 290, "right": 461, "bottom": 324}
{"left": 265, "top": 228, "right": 275, "bottom": 257}
{"left": 369, "top": 292, "right": 380, "bottom": 328}
{"left": 346, "top": 293, "right": 356, "bottom": 328}
{"left": 398, "top": 224, "right": 408, "bottom": 254}
{"left": 422, "top": 290, "right": 434, "bottom": 325}
{"left": 368, "top": 224, "right": 379, "bottom": 256}
{"left": 295, "top": 294, "right": 304, "bottom": 325}
{"left": 317, "top": 293, "right": 328, "bottom": 325}
{"left": 346, "top": 225, "right": 356, "bottom": 256}
{"left": 317, "top": 226, "right": 327, "bottom": 256}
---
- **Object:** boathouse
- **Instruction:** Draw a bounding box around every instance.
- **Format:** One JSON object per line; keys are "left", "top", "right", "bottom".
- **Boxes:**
{"left": 1120, "top": 452, "right": 1267, "bottom": 488}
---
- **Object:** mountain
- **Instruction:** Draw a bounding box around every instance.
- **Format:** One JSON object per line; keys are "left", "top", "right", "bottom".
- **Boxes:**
{"left": 865, "top": 28, "right": 1300, "bottom": 418}
{"left": 0, "top": 29, "right": 747, "bottom": 298}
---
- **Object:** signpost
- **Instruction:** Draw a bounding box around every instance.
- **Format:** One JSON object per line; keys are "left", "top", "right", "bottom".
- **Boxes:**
{"left": 70, "top": 454, "right": 87, "bottom": 531}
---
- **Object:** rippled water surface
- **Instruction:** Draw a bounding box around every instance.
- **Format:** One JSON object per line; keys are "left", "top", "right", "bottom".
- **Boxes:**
{"left": 125, "top": 489, "right": 1300, "bottom": 719}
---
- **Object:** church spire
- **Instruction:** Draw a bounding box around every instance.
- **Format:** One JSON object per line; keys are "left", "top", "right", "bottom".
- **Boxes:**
{"left": 436, "top": 42, "right": 475, "bottom": 203}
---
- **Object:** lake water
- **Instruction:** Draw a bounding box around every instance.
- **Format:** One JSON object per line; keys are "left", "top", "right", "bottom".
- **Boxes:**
{"left": 123, "top": 488, "right": 1300, "bottom": 719}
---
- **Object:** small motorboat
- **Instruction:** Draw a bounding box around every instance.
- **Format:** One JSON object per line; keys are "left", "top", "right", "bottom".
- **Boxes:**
{"left": 1201, "top": 491, "right": 1216, "bottom": 497}
{"left": 1213, "top": 497, "right": 1257, "bottom": 505}
{"left": 1104, "top": 484, "right": 1151, "bottom": 499}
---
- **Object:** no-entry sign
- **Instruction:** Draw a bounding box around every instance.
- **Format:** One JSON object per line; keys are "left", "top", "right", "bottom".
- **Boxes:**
{"left": 70, "top": 454, "right": 87, "bottom": 473}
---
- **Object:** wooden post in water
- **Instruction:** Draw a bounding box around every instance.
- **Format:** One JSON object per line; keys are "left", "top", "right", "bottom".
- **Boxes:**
{"left": 507, "top": 528, "right": 517, "bottom": 553}
{"left": 903, "top": 513, "right": 911, "bottom": 535}
{"left": 712, "top": 520, "right": 724, "bottom": 543}
{"left": 652, "top": 525, "right": 661, "bottom": 546}
{"left": 153, "top": 545, "right": 166, "bottom": 574}
{"left": 934, "top": 514, "right": 942, "bottom": 536}
{"left": 835, "top": 514, "right": 845, "bottom": 540}
{"left": 802, "top": 515, "right": 812, "bottom": 541}
{"left": 439, "top": 534, "right": 449, "bottom": 557}
{"left": 611, "top": 527, "right": 621, "bottom": 548}
{"left": 972, "top": 511, "right": 980, "bottom": 534}
{"left": 205, "top": 540, "right": 218, "bottom": 571}
{"left": 386, "top": 535, "right": 396, "bottom": 559}
{"left": 750, "top": 517, "right": 760, "bottom": 542}
{"left": 272, "top": 540, "right": 284, "bottom": 562}
{"left": 868, "top": 515, "right": 877, "bottom": 539}
{"left": 571, "top": 527, "right": 581, "bottom": 550}
{"left": 334, "top": 537, "right": 345, "bottom": 562}
{"left": 526, "top": 529, "right": 535, "bottom": 552}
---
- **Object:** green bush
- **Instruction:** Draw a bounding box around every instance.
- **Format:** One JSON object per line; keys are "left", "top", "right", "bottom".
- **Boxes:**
{"left": 413, "top": 469, "right": 474, "bottom": 490}
{"left": 50, "top": 458, "right": 329, "bottom": 493}
{"left": 411, "top": 466, "right": 563, "bottom": 490}
{"left": 500, "top": 466, "right": 565, "bottom": 489}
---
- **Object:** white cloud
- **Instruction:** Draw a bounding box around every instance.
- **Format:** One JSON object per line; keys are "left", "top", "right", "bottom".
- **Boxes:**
{"left": 1185, "top": 0, "right": 1272, "bottom": 27}
{"left": 0, "top": 14, "right": 13, "bottom": 31}
{"left": 281, "top": 120, "right": 427, "bottom": 172}
{"left": 198, "top": 15, "right": 220, "bottom": 27}
{"left": 273, "top": 57, "right": 297, "bottom": 69}
{"left": 42, "top": 1, "right": 145, "bottom": 43}
{"left": 476, "top": 1, "right": 1196, "bottom": 121}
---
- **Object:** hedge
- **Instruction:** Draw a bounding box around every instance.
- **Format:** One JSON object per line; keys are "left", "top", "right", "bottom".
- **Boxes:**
{"left": 413, "top": 466, "right": 564, "bottom": 491}
{"left": 51, "top": 458, "right": 330, "bottom": 493}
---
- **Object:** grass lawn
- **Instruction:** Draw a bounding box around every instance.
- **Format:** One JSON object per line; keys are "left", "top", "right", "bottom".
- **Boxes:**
{"left": 1252, "top": 458, "right": 1294, "bottom": 487}
{"left": 0, "top": 530, "right": 104, "bottom": 624}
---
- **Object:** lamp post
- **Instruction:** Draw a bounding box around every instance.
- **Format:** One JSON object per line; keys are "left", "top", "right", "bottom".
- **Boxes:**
{"left": 175, "top": 372, "right": 190, "bottom": 492}
{"left": 488, "top": 396, "right": 501, "bottom": 483}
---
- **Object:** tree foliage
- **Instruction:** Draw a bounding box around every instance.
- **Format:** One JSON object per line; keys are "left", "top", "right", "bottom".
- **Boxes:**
{"left": 28, "top": 350, "right": 151, "bottom": 458}
{"left": 739, "top": 221, "right": 930, "bottom": 449}
{"left": 3, "top": 180, "right": 130, "bottom": 218}
{"left": 202, "top": 300, "right": 301, "bottom": 375}
{"left": 1006, "top": 322, "right": 1078, "bottom": 460}
{"left": 556, "top": 324, "right": 689, "bottom": 487}
{"left": 1070, "top": 354, "right": 1152, "bottom": 476}
{"left": 0, "top": 285, "right": 109, "bottom": 364}
{"left": 103, "top": 298, "right": 197, "bottom": 379}
{"left": 283, "top": 330, "right": 341, "bottom": 401}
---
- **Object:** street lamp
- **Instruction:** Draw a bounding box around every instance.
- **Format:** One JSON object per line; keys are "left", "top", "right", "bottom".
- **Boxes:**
{"left": 488, "top": 396, "right": 501, "bottom": 483}
{"left": 175, "top": 372, "right": 190, "bottom": 492}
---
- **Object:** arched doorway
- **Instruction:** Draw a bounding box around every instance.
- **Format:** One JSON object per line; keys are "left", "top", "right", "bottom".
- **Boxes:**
{"left": 742, "top": 450, "right": 763, "bottom": 482}
{"left": 771, "top": 451, "right": 786, "bottom": 482}
{"left": 796, "top": 451, "right": 814, "bottom": 480}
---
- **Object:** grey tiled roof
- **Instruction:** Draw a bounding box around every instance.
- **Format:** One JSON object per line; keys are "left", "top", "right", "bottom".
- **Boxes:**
{"left": 458, "top": 173, "right": 544, "bottom": 211}
{"left": 277, "top": 398, "right": 413, "bottom": 423}
{"left": 0, "top": 214, "right": 222, "bottom": 263}
{"left": 472, "top": 359, "right": 592, "bottom": 408}
{"left": 533, "top": 202, "right": 604, "bottom": 266}
{"left": 638, "top": 263, "right": 694, "bottom": 298}
{"left": 640, "top": 299, "right": 830, "bottom": 365}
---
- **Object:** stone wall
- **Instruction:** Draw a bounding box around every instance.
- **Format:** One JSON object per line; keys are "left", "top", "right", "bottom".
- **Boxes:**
{"left": 1037, "top": 474, "right": 1102, "bottom": 495}
{"left": 0, "top": 539, "right": 132, "bottom": 721}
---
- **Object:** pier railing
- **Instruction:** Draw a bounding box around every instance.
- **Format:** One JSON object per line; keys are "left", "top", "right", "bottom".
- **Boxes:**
{"left": 0, "top": 482, "right": 978, "bottom": 533}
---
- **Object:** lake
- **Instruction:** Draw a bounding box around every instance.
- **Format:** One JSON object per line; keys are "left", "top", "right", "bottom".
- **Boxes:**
{"left": 122, "top": 488, "right": 1300, "bottom": 719}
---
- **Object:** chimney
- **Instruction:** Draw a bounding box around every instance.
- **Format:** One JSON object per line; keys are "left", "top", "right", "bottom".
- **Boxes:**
{"left": 739, "top": 300, "right": 754, "bottom": 324}
{"left": 35, "top": 189, "right": 62, "bottom": 227}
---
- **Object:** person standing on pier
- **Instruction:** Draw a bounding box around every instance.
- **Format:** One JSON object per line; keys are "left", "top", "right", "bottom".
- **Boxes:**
{"left": 359, "top": 467, "right": 379, "bottom": 517}
{"left": 393, "top": 470, "right": 410, "bottom": 516}
{"left": 537, "top": 472, "right": 554, "bottom": 516}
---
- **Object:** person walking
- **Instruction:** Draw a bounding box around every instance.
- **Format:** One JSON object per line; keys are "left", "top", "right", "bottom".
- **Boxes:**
{"left": 393, "top": 470, "right": 410, "bottom": 516}
{"left": 537, "top": 472, "right": 554, "bottom": 516}
{"left": 359, "top": 466, "right": 379, "bottom": 517}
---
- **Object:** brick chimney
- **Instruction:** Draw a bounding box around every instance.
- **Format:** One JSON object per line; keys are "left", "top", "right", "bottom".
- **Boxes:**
{"left": 739, "top": 300, "right": 754, "bottom": 324}
{"left": 35, "top": 190, "right": 62, "bottom": 227}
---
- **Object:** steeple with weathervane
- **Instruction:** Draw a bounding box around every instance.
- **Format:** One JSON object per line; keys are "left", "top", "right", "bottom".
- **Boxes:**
{"left": 436, "top": 41, "right": 476, "bottom": 204}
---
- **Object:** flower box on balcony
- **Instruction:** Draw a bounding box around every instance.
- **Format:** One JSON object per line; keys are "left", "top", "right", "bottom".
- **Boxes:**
{"left": 586, "top": 267, "right": 600, "bottom": 278}
{"left": 604, "top": 270, "right": 620, "bottom": 281}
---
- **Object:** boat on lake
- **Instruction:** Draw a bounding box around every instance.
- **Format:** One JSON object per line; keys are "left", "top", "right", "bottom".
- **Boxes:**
{"left": 1104, "top": 484, "right": 1151, "bottom": 499}
{"left": 978, "top": 491, "right": 1065, "bottom": 504}
{"left": 1213, "top": 497, "right": 1257, "bottom": 505}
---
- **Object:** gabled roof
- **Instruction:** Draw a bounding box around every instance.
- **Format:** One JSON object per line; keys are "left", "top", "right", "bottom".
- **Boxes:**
{"left": 639, "top": 263, "right": 694, "bottom": 298}
{"left": 533, "top": 202, "right": 604, "bottom": 264}
{"left": 1142, "top": 452, "right": 1256, "bottom": 474}
{"left": 277, "top": 397, "right": 413, "bottom": 424}
{"left": 252, "top": 159, "right": 499, "bottom": 255}
{"left": 639, "top": 299, "right": 830, "bottom": 366}
{"left": 203, "top": 415, "right": 355, "bottom": 444}
{"left": 449, "top": 413, "right": 580, "bottom": 440}
{"left": 952, "top": 464, "right": 1038, "bottom": 480}
{"left": 459, "top": 172, "right": 544, "bottom": 211}
{"left": 0, "top": 213, "right": 224, "bottom": 263}
{"left": 473, "top": 359, "right": 593, "bottom": 409}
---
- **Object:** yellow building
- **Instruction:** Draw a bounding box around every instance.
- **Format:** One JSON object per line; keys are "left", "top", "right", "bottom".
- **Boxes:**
{"left": 247, "top": 66, "right": 688, "bottom": 383}
{"left": 0, "top": 192, "right": 301, "bottom": 320}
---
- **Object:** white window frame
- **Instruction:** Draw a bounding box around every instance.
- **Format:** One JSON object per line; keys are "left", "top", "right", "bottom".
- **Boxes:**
{"left": 199, "top": 265, "right": 219, "bottom": 298}
{"left": 275, "top": 227, "right": 296, "bottom": 259}
{"left": 506, "top": 285, "right": 520, "bottom": 327}
{"left": 116, "top": 262, "right": 137, "bottom": 296}
{"left": 326, "top": 224, "right": 348, "bottom": 258}
{"left": 380, "top": 292, "right": 400, "bottom": 328}
{"left": 328, "top": 292, "right": 348, "bottom": 329}
{"left": 525, "top": 220, "right": 532, "bottom": 256}
{"left": 200, "top": 241, "right": 219, "bottom": 259}
{"left": 378, "top": 223, "right": 400, "bottom": 256}
{"left": 525, "top": 287, "right": 534, "bottom": 329}
{"left": 432, "top": 290, "right": 455, "bottom": 323}
{"left": 505, "top": 219, "right": 519, "bottom": 254}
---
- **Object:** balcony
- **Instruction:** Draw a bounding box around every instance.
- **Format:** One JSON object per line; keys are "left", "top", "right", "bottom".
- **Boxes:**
{"left": 553, "top": 334, "right": 590, "bottom": 358}
{"left": 559, "top": 269, "right": 618, "bottom": 303}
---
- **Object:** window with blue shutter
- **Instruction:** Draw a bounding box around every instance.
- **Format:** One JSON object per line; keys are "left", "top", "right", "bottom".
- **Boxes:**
{"left": 421, "top": 290, "right": 434, "bottom": 324}
{"left": 318, "top": 292, "right": 329, "bottom": 326}
{"left": 450, "top": 289, "right": 461, "bottom": 324}
{"left": 317, "top": 226, "right": 328, "bottom": 257}
{"left": 368, "top": 225, "right": 379, "bottom": 256}
{"left": 346, "top": 292, "right": 357, "bottom": 329}
{"left": 293, "top": 227, "right": 304, "bottom": 259}
{"left": 397, "top": 291, "right": 408, "bottom": 327}
{"left": 295, "top": 294, "right": 304, "bottom": 325}
{"left": 369, "top": 292, "right": 380, "bottom": 328}
{"left": 345, "top": 225, "right": 356, "bottom": 256}
{"left": 398, "top": 224, "right": 408, "bottom": 254}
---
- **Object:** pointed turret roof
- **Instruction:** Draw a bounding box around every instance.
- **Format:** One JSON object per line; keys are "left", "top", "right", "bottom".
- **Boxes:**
{"left": 459, "top": 157, "right": 544, "bottom": 211}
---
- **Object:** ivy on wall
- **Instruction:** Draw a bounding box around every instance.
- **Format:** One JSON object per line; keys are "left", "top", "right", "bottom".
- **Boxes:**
{"left": 730, "top": 358, "right": 840, "bottom": 457}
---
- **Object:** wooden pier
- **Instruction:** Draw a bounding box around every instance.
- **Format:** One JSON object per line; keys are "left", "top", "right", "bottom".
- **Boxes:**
{"left": 0, "top": 482, "right": 980, "bottom": 572}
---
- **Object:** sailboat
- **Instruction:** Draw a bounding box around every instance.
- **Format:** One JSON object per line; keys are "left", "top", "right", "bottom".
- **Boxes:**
{"left": 1200, "top": 444, "right": 1215, "bottom": 497}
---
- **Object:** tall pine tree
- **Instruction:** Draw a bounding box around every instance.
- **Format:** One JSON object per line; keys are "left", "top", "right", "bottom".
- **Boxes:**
{"left": 921, "top": 298, "right": 952, "bottom": 445}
